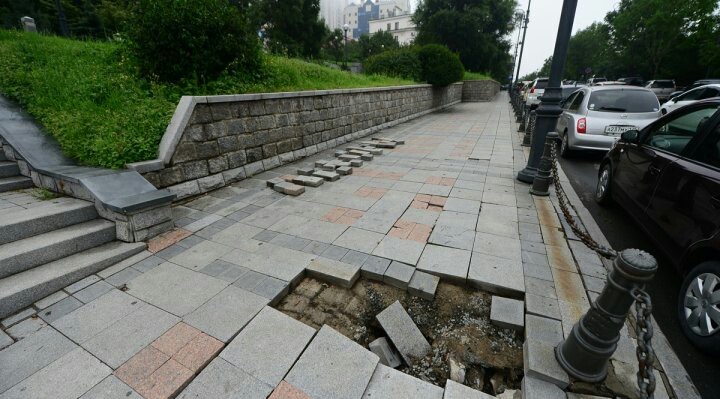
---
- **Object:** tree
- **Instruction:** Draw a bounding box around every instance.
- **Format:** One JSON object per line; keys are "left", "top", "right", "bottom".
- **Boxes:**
{"left": 257, "top": 0, "right": 328, "bottom": 58}
{"left": 359, "top": 31, "right": 399, "bottom": 59}
{"left": 323, "top": 28, "right": 345, "bottom": 63}
{"left": 414, "top": 0, "right": 516, "bottom": 80}
{"left": 564, "top": 23, "right": 614, "bottom": 81}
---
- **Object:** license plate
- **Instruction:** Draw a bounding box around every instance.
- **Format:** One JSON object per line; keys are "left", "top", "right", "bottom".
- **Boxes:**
{"left": 604, "top": 125, "right": 636, "bottom": 135}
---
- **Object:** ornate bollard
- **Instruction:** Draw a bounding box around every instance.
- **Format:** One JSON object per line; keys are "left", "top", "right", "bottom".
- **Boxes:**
{"left": 522, "top": 110, "right": 536, "bottom": 147}
{"left": 530, "top": 131, "right": 558, "bottom": 196}
{"left": 556, "top": 249, "right": 658, "bottom": 382}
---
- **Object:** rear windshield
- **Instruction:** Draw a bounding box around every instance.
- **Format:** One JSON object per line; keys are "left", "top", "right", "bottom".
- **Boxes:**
{"left": 534, "top": 80, "right": 548, "bottom": 89}
{"left": 588, "top": 90, "right": 659, "bottom": 113}
{"left": 653, "top": 81, "right": 674, "bottom": 88}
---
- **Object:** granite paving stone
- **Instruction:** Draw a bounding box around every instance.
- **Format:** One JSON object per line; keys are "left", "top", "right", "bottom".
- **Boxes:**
{"left": 522, "top": 261, "right": 554, "bottom": 281}
{"left": 525, "top": 293, "right": 561, "bottom": 320}
{"left": 80, "top": 375, "right": 143, "bottom": 399}
{"left": 429, "top": 211, "right": 477, "bottom": 250}
{"left": 222, "top": 247, "right": 310, "bottom": 284}
{"left": 333, "top": 227, "right": 385, "bottom": 254}
{"left": 6, "top": 317, "right": 47, "bottom": 341}
{"left": 131, "top": 255, "right": 165, "bottom": 273}
{"left": 74, "top": 280, "right": 115, "bottom": 303}
{"left": 524, "top": 276, "right": 557, "bottom": 299}
{"left": 302, "top": 240, "right": 331, "bottom": 255}
{"left": 65, "top": 275, "right": 101, "bottom": 294}
{"left": 269, "top": 381, "right": 313, "bottom": 399}
{"left": 443, "top": 380, "right": 495, "bottom": 399}
{"left": 221, "top": 307, "right": 316, "bottom": 386}
{"left": 416, "top": 244, "right": 471, "bottom": 283}
{"left": 178, "top": 357, "right": 273, "bottom": 399}
{"left": 252, "top": 276, "right": 290, "bottom": 305}
{"left": 0, "top": 327, "right": 13, "bottom": 350}
{"left": 285, "top": 325, "right": 379, "bottom": 399}
{"left": 320, "top": 244, "right": 350, "bottom": 261}
{"left": 361, "top": 256, "right": 392, "bottom": 280}
{"left": 184, "top": 285, "right": 269, "bottom": 342}
{"left": 306, "top": 257, "right": 361, "bottom": 288}
{"left": 473, "top": 232, "right": 522, "bottom": 261}
{"left": 383, "top": 261, "right": 416, "bottom": 289}
{"left": 525, "top": 314, "right": 564, "bottom": 346}
{"left": 169, "top": 239, "right": 234, "bottom": 271}
{"left": 407, "top": 270, "right": 440, "bottom": 300}
{"left": 198, "top": 259, "right": 236, "bottom": 278}
{"left": 368, "top": 336, "right": 402, "bottom": 368}
{"left": 39, "top": 296, "right": 84, "bottom": 323}
{"left": 1, "top": 308, "right": 34, "bottom": 328}
{"left": 126, "top": 262, "right": 229, "bottom": 317}
{"left": 376, "top": 301, "right": 431, "bottom": 366}
{"left": 524, "top": 339, "right": 570, "bottom": 388}
{"left": 490, "top": 296, "right": 525, "bottom": 331}
{"left": 372, "top": 235, "right": 425, "bottom": 265}
{"left": 287, "top": 219, "right": 349, "bottom": 243}
{"left": 521, "top": 375, "right": 566, "bottom": 399}
{"left": 34, "top": 291, "right": 69, "bottom": 310}
{"left": 362, "top": 363, "right": 444, "bottom": 399}
{"left": 443, "top": 197, "right": 481, "bottom": 214}
{"left": 468, "top": 252, "right": 525, "bottom": 297}
{"left": 155, "top": 244, "right": 187, "bottom": 260}
{"left": 270, "top": 233, "right": 312, "bottom": 251}
{"left": 340, "top": 249, "right": 370, "bottom": 266}
{"left": 0, "top": 326, "right": 77, "bottom": 393}
{"left": 0, "top": 347, "right": 110, "bottom": 399}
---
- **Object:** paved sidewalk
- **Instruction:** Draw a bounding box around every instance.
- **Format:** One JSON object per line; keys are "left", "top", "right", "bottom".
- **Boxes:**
{"left": 0, "top": 94, "right": 691, "bottom": 398}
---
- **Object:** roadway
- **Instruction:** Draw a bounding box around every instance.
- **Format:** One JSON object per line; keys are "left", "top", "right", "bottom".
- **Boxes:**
{"left": 558, "top": 151, "right": 720, "bottom": 399}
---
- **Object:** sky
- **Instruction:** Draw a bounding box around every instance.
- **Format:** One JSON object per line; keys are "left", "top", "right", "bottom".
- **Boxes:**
{"left": 408, "top": 0, "right": 620, "bottom": 78}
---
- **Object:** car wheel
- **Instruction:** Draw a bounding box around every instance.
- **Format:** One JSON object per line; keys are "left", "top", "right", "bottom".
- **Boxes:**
{"left": 677, "top": 261, "right": 720, "bottom": 356}
{"left": 559, "top": 132, "right": 571, "bottom": 158}
{"left": 595, "top": 163, "right": 613, "bottom": 205}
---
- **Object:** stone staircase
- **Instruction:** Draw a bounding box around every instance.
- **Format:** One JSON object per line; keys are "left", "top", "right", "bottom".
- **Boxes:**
{"left": 0, "top": 157, "right": 146, "bottom": 318}
{"left": 0, "top": 149, "right": 33, "bottom": 192}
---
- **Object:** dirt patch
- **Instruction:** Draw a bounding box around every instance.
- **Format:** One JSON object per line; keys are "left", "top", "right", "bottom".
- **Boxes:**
{"left": 275, "top": 277, "right": 524, "bottom": 395}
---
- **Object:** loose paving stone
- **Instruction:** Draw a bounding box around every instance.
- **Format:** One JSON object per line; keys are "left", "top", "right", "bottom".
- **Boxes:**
{"left": 373, "top": 235, "right": 425, "bottom": 265}
{"left": 285, "top": 325, "right": 379, "bottom": 399}
{"left": 361, "top": 255, "right": 392, "bottom": 280}
{"left": 443, "top": 379, "right": 495, "bottom": 399}
{"left": 0, "top": 347, "right": 111, "bottom": 399}
{"left": 523, "top": 339, "right": 570, "bottom": 388}
{"left": 293, "top": 175, "right": 325, "bottom": 187}
{"left": 80, "top": 375, "right": 142, "bottom": 399}
{"left": 223, "top": 246, "right": 311, "bottom": 284}
{"left": 490, "top": 296, "right": 525, "bottom": 331}
{"left": 252, "top": 276, "right": 290, "bottom": 305}
{"left": 178, "top": 357, "right": 273, "bottom": 399}
{"left": 297, "top": 167, "right": 315, "bottom": 176}
{"left": 525, "top": 293, "right": 561, "bottom": 320}
{"left": 1, "top": 307, "right": 35, "bottom": 328}
{"left": 306, "top": 257, "right": 361, "bottom": 288}
{"left": 221, "top": 307, "right": 316, "bottom": 386}
{"left": 339, "top": 154, "right": 361, "bottom": 162}
{"left": 315, "top": 160, "right": 331, "bottom": 168}
{"left": 65, "top": 275, "right": 101, "bottom": 293}
{"left": 350, "top": 159, "right": 364, "bottom": 167}
{"left": 429, "top": 211, "right": 476, "bottom": 250}
{"left": 521, "top": 375, "right": 566, "bottom": 399}
{"left": 368, "top": 337, "right": 402, "bottom": 368}
{"left": 126, "top": 262, "right": 229, "bottom": 317}
{"left": 525, "top": 315, "right": 563, "bottom": 346}
{"left": 267, "top": 177, "right": 285, "bottom": 188}
{"left": 39, "top": 296, "right": 84, "bottom": 323}
{"left": 276, "top": 182, "right": 305, "bottom": 196}
{"left": 376, "top": 301, "right": 431, "bottom": 366}
{"left": 0, "top": 326, "right": 77, "bottom": 393}
{"left": 34, "top": 291, "right": 69, "bottom": 310}
{"left": 313, "top": 170, "right": 340, "bottom": 181}
{"left": 337, "top": 166, "right": 353, "bottom": 175}
{"left": 408, "top": 270, "right": 440, "bottom": 300}
{"left": 321, "top": 163, "right": 337, "bottom": 171}
{"left": 383, "top": 261, "right": 416, "bottom": 289}
{"left": 74, "top": 280, "right": 115, "bottom": 303}
{"left": 184, "top": 285, "right": 269, "bottom": 342}
{"left": 468, "top": 252, "right": 525, "bottom": 297}
{"left": 83, "top": 304, "right": 179, "bottom": 369}
{"left": 52, "top": 290, "right": 144, "bottom": 343}
{"left": 416, "top": 245, "right": 471, "bottom": 283}
{"left": 362, "top": 363, "right": 444, "bottom": 399}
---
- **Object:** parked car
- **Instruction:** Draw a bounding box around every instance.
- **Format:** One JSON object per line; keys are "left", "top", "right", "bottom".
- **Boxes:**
{"left": 594, "top": 81, "right": 627, "bottom": 86}
{"left": 644, "top": 79, "right": 676, "bottom": 102}
{"left": 587, "top": 77, "right": 608, "bottom": 85}
{"left": 661, "top": 84, "right": 720, "bottom": 114}
{"left": 523, "top": 77, "right": 548, "bottom": 108}
{"left": 618, "top": 77, "right": 644, "bottom": 86}
{"left": 555, "top": 86, "right": 661, "bottom": 157}
{"left": 594, "top": 99, "right": 720, "bottom": 355}
{"left": 669, "top": 79, "right": 720, "bottom": 99}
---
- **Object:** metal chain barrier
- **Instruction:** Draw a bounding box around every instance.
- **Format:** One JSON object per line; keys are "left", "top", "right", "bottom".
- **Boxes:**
{"left": 545, "top": 137, "right": 657, "bottom": 398}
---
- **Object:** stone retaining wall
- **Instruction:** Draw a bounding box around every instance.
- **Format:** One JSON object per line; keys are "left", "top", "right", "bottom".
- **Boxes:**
{"left": 462, "top": 80, "right": 501, "bottom": 102}
{"left": 135, "top": 83, "right": 463, "bottom": 199}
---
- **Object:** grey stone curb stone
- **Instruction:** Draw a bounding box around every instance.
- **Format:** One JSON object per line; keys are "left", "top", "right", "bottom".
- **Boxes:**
{"left": 490, "top": 296, "right": 524, "bottom": 331}
{"left": 368, "top": 337, "right": 402, "bottom": 368}
{"left": 376, "top": 300, "right": 431, "bottom": 366}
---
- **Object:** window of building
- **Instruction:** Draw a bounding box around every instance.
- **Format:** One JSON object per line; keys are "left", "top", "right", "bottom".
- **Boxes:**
{"left": 387, "top": 23, "right": 391, "bottom": 30}
{"left": 395, "top": 22, "right": 399, "bottom": 30}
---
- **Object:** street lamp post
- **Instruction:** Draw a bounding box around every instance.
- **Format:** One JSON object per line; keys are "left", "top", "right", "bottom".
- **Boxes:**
{"left": 343, "top": 24, "right": 350, "bottom": 71}
{"left": 514, "top": 0, "right": 531, "bottom": 86}
{"left": 508, "top": 11, "right": 524, "bottom": 96}
{"left": 517, "top": 0, "right": 578, "bottom": 184}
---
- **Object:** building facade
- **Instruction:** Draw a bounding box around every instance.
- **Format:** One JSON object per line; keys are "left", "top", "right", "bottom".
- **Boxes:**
{"left": 320, "top": 0, "right": 346, "bottom": 31}
{"left": 343, "top": 0, "right": 411, "bottom": 39}
{"left": 368, "top": 13, "right": 417, "bottom": 45}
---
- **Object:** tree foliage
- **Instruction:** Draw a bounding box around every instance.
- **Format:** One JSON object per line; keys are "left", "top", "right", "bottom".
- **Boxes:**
{"left": 364, "top": 47, "right": 421, "bottom": 81}
{"left": 257, "top": 0, "right": 327, "bottom": 58}
{"left": 359, "top": 31, "right": 400, "bottom": 59}
{"left": 418, "top": 44, "right": 465, "bottom": 86}
{"left": 323, "top": 28, "right": 345, "bottom": 63}
{"left": 414, "top": 0, "right": 516, "bottom": 80}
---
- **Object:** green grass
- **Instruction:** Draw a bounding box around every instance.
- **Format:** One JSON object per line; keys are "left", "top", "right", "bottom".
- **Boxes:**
{"left": 464, "top": 71, "right": 492, "bottom": 80}
{"left": 0, "top": 30, "right": 413, "bottom": 168}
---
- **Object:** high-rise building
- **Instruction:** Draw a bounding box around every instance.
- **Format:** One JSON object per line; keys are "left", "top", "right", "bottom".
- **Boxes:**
{"left": 320, "top": 0, "right": 348, "bottom": 31}
{"left": 342, "top": 0, "right": 411, "bottom": 39}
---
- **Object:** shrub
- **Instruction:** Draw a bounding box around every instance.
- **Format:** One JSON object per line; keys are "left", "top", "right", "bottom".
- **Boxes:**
{"left": 126, "top": 0, "right": 261, "bottom": 82}
{"left": 418, "top": 44, "right": 465, "bottom": 86}
{"left": 364, "top": 47, "right": 421, "bottom": 81}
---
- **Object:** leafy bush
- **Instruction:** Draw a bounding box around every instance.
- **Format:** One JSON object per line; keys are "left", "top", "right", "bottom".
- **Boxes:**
{"left": 418, "top": 44, "right": 465, "bottom": 86}
{"left": 126, "top": 0, "right": 261, "bottom": 82}
{"left": 364, "top": 48, "right": 421, "bottom": 81}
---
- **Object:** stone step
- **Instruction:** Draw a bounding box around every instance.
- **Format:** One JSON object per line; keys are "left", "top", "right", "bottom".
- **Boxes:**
{"left": 0, "top": 241, "right": 146, "bottom": 318}
{"left": 0, "top": 150, "right": 7, "bottom": 161}
{"left": 0, "top": 176, "right": 34, "bottom": 193}
{"left": 0, "top": 219, "right": 116, "bottom": 279}
{"left": 0, "top": 161, "right": 20, "bottom": 178}
{"left": 0, "top": 198, "right": 97, "bottom": 245}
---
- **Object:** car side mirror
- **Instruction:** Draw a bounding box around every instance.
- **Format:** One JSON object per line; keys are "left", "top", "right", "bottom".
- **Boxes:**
{"left": 620, "top": 130, "right": 639, "bottom": 143}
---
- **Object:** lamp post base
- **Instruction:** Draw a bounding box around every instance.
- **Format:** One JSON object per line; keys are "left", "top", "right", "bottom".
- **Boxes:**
{"left": 517, "top": 166, "right": 537, "bottom": 184}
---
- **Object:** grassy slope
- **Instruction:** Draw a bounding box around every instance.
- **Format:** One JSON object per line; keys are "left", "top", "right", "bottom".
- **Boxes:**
{"left": 464, "top": 71, "right": 492, "bottom": 80}
{"left": 0, "top": 30, "right": 412, "bottom": 168}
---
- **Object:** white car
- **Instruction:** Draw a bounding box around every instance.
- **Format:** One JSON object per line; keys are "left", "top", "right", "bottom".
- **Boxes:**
{"left": 660, "top": 84, "right": 720, "bottom": 115}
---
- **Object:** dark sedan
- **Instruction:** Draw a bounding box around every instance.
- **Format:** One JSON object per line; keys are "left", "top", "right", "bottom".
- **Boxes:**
{"left": 594, "top": 99, "right": 720, "bottom": 354}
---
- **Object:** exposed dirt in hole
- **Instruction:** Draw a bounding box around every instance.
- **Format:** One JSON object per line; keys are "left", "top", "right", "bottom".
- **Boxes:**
{"left": 276, "top": 277, "right": 524, "bottom": 396}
